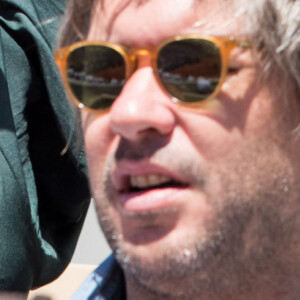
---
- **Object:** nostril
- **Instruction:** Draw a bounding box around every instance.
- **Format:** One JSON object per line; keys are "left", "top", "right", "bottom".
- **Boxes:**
{"left": 137, "top": 127, "right": 159, "bottom": 135}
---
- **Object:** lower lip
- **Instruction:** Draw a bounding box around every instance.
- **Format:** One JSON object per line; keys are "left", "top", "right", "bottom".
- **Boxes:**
{"left": 119, "top": 187, "right": 186, "bottom": 213}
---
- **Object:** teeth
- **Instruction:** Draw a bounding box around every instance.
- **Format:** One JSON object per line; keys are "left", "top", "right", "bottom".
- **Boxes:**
{"left": 130, "top": 174, "right": 172, "bottom": 189}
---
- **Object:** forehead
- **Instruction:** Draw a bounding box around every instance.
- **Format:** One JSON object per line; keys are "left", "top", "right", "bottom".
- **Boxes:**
{"left": 88, "top": 0, "right": 246, "bottom": 46}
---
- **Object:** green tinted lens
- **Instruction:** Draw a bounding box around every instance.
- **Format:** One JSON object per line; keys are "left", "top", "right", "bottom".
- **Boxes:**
{"left": 67, "top": 45, "right": 126, "bottom": 110}
{"left": 157, "top": 39, "right": 221, "bottom": 103}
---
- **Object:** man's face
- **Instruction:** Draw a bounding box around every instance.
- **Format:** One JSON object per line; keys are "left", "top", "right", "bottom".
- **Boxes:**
{"left": 82, "top": 0, "right": 300, "bottom": 297}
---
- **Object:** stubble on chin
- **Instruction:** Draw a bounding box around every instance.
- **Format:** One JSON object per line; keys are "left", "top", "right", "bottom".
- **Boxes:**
{"left": 92, "top": 134, "right": 300, "bottom": 299}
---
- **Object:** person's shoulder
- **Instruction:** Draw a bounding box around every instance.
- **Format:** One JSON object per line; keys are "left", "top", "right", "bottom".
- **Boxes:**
{"left": 70, "top": 254, "right": 125, "bottom": 300}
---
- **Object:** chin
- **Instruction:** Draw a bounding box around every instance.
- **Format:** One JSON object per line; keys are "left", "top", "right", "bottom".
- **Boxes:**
{"left": 113, "top": 221, "right": 219, "bottom": 279}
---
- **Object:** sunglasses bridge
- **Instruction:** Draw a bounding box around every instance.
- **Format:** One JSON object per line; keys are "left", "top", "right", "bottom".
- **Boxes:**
{"left": 125, "top": 48, "right": 159, "bottom": 77}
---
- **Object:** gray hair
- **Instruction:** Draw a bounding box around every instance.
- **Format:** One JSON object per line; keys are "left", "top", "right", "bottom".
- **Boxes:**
{"left": 58, "top": 0, "right": 95, "bottom": 46}
{"left": 238, "top": 0, "right": 300, "bottom": 97}
{"left": 58, "top": 0, "right": 300, "bottom": 107}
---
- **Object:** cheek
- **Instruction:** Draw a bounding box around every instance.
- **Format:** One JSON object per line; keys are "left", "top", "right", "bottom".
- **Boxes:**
{"left": 179, "top": 81, "right": 278, "bottom": 160}
{"left": 82, "top": 113, "right": 114, "bottom": 158}
{"left": 179, "top": 113, "right": 242, "bottom": 160}
{"left": 81, "top": 113, "right": 117, "bottom": 191}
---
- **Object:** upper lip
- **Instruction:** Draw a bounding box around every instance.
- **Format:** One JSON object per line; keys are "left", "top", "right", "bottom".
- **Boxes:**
{"left": 112, "top": 160, "right": 188, "bottom": 193}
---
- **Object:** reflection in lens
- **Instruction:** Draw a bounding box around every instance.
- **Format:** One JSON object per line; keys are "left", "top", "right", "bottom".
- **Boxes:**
{"left": 197, "top": 77, "right": 214, "bottom": 93}
{"left": 158, "top": 39, "right": 221, "bottom": 103}
{"left": 67, "top": 45, "right": 126, "bottom": 110}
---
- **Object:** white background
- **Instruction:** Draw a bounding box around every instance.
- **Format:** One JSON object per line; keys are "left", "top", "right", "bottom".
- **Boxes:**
{"left": 72, "top": 201, "right": 111, "bottom": 265}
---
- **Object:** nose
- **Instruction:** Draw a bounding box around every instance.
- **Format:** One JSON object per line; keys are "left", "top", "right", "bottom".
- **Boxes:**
{"left": 109, "top": 55, "right": 176, "bottom": 141}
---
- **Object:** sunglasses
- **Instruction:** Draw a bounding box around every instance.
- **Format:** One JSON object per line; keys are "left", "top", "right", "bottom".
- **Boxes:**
{"left": 54, "top": 35, "right": 250, "bottom": 113}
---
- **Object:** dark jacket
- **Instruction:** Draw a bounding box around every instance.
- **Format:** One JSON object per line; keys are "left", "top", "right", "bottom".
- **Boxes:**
{"left": 0, "top": 0, "right": 90, "bottom": 291}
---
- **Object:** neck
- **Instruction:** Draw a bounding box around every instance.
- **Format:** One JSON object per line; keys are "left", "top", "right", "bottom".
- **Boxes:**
{"left": 124, "top": 271, "right": 300, "bottom": 300}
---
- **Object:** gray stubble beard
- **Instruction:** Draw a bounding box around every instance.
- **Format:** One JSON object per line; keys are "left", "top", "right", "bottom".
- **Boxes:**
{"left": 93, "top": 137, "right": 300, "bottom": 299}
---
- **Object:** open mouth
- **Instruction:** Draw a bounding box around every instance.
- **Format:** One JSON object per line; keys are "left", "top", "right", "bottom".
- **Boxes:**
{"left": 114, "top": 170, "right": 190, "bottom": 212}
{"left": 125, "top": 174, "right": 188, "bottom": 192}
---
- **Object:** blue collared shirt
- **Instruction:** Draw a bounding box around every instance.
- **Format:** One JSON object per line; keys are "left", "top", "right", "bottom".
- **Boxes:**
{"left": 71, "top": 255, "right": 126, "bottom": 300}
